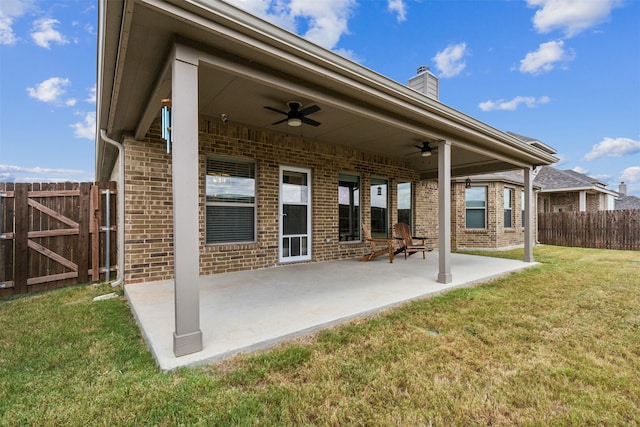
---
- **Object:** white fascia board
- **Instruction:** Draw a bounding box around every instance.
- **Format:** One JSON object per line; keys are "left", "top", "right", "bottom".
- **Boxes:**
{"left": 539, "top": 186, "right": 618, "bottom": 196}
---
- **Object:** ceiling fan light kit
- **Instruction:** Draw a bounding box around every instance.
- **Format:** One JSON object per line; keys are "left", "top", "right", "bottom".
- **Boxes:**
{"left": 414, "top": 141, "right": 433, "bottom": 157}
{"left": 265, "top": 101, "right": 322, "bottom": 127}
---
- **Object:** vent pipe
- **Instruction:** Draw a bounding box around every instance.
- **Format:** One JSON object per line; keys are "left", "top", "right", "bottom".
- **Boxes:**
{"left": 619, "top": 182, "right": 627, "bottom": 196}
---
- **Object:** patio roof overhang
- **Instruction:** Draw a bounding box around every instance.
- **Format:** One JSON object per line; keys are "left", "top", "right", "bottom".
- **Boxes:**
{"left": 96, "top": 0, "right": 558, "bottom": 181}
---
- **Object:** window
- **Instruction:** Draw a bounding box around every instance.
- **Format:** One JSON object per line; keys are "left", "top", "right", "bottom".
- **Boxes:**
{"left": 370, "top": 178, "right": 388, "bottom": 237}
{"left": 205, "top": 157, "right": 255, "bottom": 244}
{"left": 465, "top": 186, "right": 486, "bottom": 229}
{"left": 397, "top": 182, "right": 412, "bottom": 230}
{"left": 338, "top": 174, "right": 360, "bottom": 241}
{"left": 504, "top": 188, "right": 513, "bottom": 228}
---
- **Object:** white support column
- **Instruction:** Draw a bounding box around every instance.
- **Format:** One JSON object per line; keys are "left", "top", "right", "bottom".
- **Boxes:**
{"left": 172, "top": 45, "right": 203, "bottom": 357}
{"left": 579, "top": 191, "right": 587, "bottom": 212}
{"left": 523, "top": 167, "right": 534, "bottom": 263}
{"left": 437, "top": 140, "right": 452, "bottom": 284}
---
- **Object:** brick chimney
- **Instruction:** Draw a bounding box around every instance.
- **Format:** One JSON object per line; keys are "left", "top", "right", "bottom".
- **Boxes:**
{"left": 408, "top": 66, "right": 439, "bottom": 100}
{"left": 619, "top": 182, "right": 627, "bottom": 196}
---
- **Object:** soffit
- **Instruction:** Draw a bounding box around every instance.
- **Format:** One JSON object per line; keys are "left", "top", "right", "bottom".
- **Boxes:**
{"left": 98, "top": 0, "right": 557, "bottom": 180}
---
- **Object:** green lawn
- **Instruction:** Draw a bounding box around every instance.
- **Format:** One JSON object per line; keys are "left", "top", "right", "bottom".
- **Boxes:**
{"left": 1, "top": 246, "right": 639, "bottom": 426}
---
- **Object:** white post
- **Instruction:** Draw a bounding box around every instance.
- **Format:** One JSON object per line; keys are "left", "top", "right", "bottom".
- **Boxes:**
{"left": 172, "top": 45, "right": 203, "bottom": 357}
{"left": 437, "top": 140, "right": 452, "bottom": 283}
{"left": 579, "top": 191, "right": 587, "bottom": 212}
{"left": 524, "top": 167, "right": 534, "bottom": 263}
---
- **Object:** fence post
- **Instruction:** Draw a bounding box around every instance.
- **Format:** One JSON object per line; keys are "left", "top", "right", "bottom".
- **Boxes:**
{"left": 14, "top": 184, "right": 29, "bottom": 294}
{"left": 91, "top": 184, "right": 101, "bottom": 282}
{"left": 78, "top": 183, "right": 91, "bottom": 283}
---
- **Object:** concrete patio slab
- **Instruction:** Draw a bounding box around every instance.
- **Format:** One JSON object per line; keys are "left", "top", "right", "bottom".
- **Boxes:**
{"left": 125, "top": 252, "right": 536, "bottom": 370}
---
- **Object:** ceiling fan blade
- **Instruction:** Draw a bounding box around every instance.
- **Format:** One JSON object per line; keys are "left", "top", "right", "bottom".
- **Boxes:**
{"left": 299, "top": 105, "right": 320, "bottom": 116}
{"left": 271, "top": 118, "right": 288, "bottom": 125}
{"left": 301, "top": 116, "right": 321, "bottom": 126}
{"left": 264, "top": 106, "right": 288, "bottom": 115}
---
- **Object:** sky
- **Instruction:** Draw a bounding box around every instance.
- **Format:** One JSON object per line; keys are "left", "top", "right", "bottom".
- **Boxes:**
{"left": 1, "top": 0, "right": 639, "bottom": 196}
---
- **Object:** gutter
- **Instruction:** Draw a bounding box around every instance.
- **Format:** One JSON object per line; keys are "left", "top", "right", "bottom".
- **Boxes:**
{"left": 99, "top": 129, "right": 125, "bottom": 288}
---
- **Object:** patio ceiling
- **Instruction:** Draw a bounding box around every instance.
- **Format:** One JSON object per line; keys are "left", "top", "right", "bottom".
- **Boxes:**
{"left": 97, "top": 0, "right": 558, "bottom": 181}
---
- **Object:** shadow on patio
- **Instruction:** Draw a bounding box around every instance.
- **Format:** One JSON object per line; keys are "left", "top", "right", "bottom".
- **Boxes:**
{"left": 125, "top": 252, "right": 536, "bottom": 370}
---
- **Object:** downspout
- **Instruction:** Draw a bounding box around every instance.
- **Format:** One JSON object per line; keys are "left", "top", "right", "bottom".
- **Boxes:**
{"left": 99, "top": 129, "right": 125, "bottom": 287}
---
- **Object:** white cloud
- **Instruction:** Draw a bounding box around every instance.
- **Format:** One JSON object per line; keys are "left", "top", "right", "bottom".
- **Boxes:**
{"left": 479, "top": 95, "right": 550, "bottom": 111}
{"left": 620, "top": 166, "right": 640, "bottom": 183}
{"left": 0, "top": 164, "right": 89, "bottom": 183}
{"left": 433, "top": 42, "right": 467, "bottom": 78}
{"left": 70, "top": 111, "right": 96, "bottom": 140}
{"left": 519, "top": 40, "right": 573, "bottom": 75}
{"left": 527, "top": 0, "right": 622, "bottom": 38}
{"left": 387, "top": 0, "right": 407, "bottom": 23}
{"left": 0, "top": 0, "right": 35, "bottom": 45}
{"left": 584, "top": 137, "right": 640, "bottom": 161}
{"left": 333, "top": 47, "right": 361, "bottom": 62}
{"left": 86, "top": 84, "right": 96, "bottom": 103}
{"left": 553, "top": 153, "right": 567, "bottom": 166}
{"left": 224, "top": 0, "right": 356, "bottom": 50}
{"left": 289, "top": 0, "right": 356, "bottom": 49}
{"left": 26, "top": 77, "right": 71, "bottom": 103}
{"left": 572, "top": 166, "right": 589, "bottom": 175}
{"left": 31, "top": 17, "right": 68, "bottom": 49}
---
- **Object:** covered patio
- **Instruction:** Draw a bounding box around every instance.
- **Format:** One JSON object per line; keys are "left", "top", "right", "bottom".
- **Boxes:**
{"left": 97, "top": 0, "right": 557, "bottom": 361}
{"left": 126, "top": 252, "right": 536, "bottom": 371}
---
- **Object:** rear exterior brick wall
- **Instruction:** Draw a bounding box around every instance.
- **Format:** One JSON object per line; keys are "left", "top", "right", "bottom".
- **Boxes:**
{"left": 122, "top": 119, "right": 425, "bottom": 283}
{"left": 119, "top": 119, "right": 536, "bottom": 283}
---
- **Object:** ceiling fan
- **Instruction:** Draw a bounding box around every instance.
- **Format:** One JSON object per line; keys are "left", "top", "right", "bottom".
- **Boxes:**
{"left": 411, "top": 141, "right": 436, "bottom": 157}
{"left": 264, "top": 101, "right": 321, "bottom": 127}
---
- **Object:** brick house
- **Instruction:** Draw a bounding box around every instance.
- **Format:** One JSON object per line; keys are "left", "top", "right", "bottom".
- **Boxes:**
{"left": 96, "top": 0, "right": 557, "bottom": 357}
{"left": 535, "top": 166, "right": 618, "bottom": 212}
{"left": 451, "top": 170, "right": 544, "bottom": 250}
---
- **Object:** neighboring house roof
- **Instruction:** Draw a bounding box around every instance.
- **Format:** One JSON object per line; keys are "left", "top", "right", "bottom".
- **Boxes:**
{"left": 615, "top": 195, "right": 640, "bottom": 210}
{"left": 534, "top": 166, "right": 617, "bottom": 196}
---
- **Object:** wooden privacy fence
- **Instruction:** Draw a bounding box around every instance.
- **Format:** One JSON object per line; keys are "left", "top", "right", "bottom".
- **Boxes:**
{"left": 0, "top": 182, "right": 117, "bottom": 297}
{"left": 538, "top": 210, "right": 640, "bottom": 251}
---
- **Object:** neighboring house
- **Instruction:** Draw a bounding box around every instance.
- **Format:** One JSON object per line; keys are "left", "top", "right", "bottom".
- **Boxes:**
{"left": 96, "top": 0, "right": 557, "bottom": 357}
{"left": 615, "top": 182, "right": 640, "bottom": 210}
{"left": 534, "top": 166, "right": 618, "bottom": 212}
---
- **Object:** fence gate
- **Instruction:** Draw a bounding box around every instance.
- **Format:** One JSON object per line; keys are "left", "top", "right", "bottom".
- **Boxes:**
{"left": 0, "top": 182, "right": 116, "bottom": 297}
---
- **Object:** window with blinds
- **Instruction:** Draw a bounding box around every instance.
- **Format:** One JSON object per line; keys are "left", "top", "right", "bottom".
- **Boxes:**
{"left": 465, "top": 186, "right": 487, "bottom": 229}
{"left": 504, "top": 188, "right": 513, "bottom": 229}
{"left": 205, "top": 157, "right": 256, "bottom": 244}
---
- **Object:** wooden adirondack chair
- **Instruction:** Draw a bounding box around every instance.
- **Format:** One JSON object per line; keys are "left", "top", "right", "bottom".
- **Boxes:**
{"left": 393, "top": 222, "right": 430, "bottom": 260}
{"left": 360, "top": 225, "right": 395, "bottom": 263}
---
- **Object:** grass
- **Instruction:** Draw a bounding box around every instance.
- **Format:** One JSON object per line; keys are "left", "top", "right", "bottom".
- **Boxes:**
{"left": 1, "top": 245, "right": 639, "bottom": 426}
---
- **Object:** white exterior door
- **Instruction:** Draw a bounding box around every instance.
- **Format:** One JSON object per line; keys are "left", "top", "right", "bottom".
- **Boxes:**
{"left": 279, "top": 166, "right": 312, "bottom": 263}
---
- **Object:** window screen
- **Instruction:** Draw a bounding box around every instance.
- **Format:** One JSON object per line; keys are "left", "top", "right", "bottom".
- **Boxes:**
{"left": 504, "top": 188, "right": 513, "bottom": 228}
{"left": 465, "top": 186, "right": 486, "bottom": 229}
{"left": 338, "top": 174, "right": 360, "bottom": 241}
{"left": 397, "top": 182, "right": 412, "bottom": 230}
{"left": 206, "top": 157, "right": 255, "bottom": 244}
